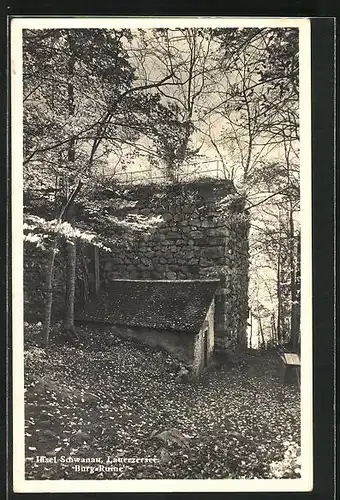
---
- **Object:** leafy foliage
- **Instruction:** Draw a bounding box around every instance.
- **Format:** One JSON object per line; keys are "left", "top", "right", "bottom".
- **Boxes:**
{"left": 23, "top": 215, "right": 112, "bottom": 252}
{"left": 23, "top": 211, "right": 163, "bottom": 252}
{"left": 23, "top": 28, "right": 194, "bottom": 185}
{"left": 23, "top": 29, "right": 136, "bottom": 172}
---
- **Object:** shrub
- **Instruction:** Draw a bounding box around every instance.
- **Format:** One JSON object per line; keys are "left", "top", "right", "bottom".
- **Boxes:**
{"left": 24, "top": 346, "right": 49, "bottom": 373}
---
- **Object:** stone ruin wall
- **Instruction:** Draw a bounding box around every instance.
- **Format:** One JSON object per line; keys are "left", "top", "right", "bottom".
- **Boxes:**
{"left": 99, "top": 180, "right": 250, "bottom": 351}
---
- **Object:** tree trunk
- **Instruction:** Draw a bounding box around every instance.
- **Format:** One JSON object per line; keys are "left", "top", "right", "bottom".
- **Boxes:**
{"left": 258, "top": 314, "right": 265, "bottom": 349}
{"left": 63, "top": 202, "right": 77, "bottom": 338}
{"left": 41, "top": 176, "right": 82, "bottom": 347}
{"left": 63, "top": 239, "right": 77, "bottom": 337}
{"left": 289, "top": 206, "right": 299, "bottom": 349}
{"left": 80, "top": 244, "right": 90, "bottom": 303}
{"left": 42, "top": 239, "right": 58, "bottom": 348}
{"left": 271, "top": 312, "right": 277, "bottom": 342}
{"left": 249, "top": 310, "right": 253, "bottom": 349}
{"left": 67, "top": 34, "right": 76, "bottom": 163}
{"left": 63, "top": 33, "right": 77, "bottom": 339}
{"left": 296, "top": 233, "right": 301, "bottom": 343}
{"left": 94, "top": 245, "right": 100, "bottom": 295}
{"left": 277, "top": 237, "right": 282, "bottom": 343}
{"left": 291, "top": 232, "right": 301, "bottom": 348}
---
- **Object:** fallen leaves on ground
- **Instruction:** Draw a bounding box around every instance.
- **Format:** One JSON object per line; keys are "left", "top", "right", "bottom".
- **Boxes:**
{"left": 24, "top": 324, "right": 300, "bottom": 480}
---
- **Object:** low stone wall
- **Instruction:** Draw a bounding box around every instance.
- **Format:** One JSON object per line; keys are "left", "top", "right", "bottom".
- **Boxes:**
{"left": 109, "top": 324, "right": 195, "bottom": 364}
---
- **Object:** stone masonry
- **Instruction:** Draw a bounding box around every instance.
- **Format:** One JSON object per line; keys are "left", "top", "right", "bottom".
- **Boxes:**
{"left": 96, "top": 179, "right": 250, "bottom": 351}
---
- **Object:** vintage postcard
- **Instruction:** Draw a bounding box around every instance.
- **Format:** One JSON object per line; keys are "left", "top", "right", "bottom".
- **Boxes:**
{"left": 11, "top": 16, "right": 312, "bottom": 493}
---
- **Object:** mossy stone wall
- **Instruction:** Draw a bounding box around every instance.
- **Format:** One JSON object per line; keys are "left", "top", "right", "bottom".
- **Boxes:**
{"left": 98, "top": 180, "right": 250, "bottom": 350}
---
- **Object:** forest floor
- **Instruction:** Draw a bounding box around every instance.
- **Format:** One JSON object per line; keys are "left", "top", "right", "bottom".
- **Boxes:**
{"left": 24, "top": 323, "right": 301, "bottom": 480}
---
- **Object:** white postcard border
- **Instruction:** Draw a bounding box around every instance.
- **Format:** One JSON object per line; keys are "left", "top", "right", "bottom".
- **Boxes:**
{"left": 11, "top": 16, "right": 312, "bottom": 493}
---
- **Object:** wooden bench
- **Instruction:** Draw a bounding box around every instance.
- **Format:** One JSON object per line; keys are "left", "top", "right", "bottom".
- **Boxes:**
{"left": 279, "top": 352, "right": 301, "bottom": 386}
